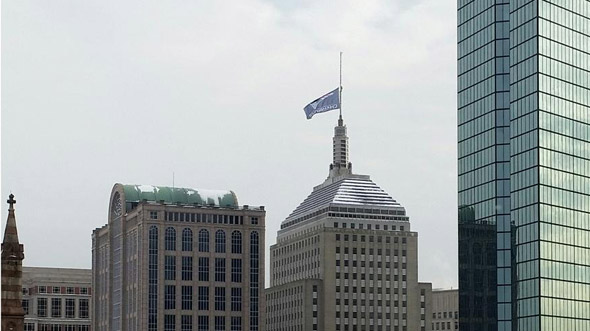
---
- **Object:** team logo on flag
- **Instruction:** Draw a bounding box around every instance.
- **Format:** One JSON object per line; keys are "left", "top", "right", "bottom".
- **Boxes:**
{"left": 303, "top": 88, "right": 340, "bottom": 119}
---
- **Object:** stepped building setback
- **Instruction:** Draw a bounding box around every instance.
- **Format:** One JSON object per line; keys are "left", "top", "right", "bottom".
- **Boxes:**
{"left": 92, "top": 183, "right": 265, "bottom": 331}
{"left": 266, "top": 117, "right": 432, "bottom": 331}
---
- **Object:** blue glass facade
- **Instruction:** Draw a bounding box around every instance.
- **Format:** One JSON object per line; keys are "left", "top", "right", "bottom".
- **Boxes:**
{"left": 458, "top": 1, "right": 589, "bottom": 330}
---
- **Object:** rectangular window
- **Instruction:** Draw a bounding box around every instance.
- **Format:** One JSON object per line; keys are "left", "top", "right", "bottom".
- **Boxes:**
{"left": 66, "top": 287, "right": 74, "bottom": 294}
{"left": 37, "top": 298, "right": 47, "bottom": 317}
{"left": 215, "top": 287, "right": 226, "bottom": 311}
{"left": 198, "top": 257, "right": 209, "bottom": 281}
{"left": 181, "top": 315, "right": 193, "bottom": 331}
{"left": 231, "top": 288, "right": 242, "bottom": 311}
{"left": 182, "top": 286, "right": 193, "bottom": 310}
{"left": 215, "top": 316, "right": 226, "bottom": 331}
{"left": 51, "top": 298, "right": 61, "bottom": 317}
{"left": 182, "top": 256, "right": 193, "bottom": 281}
{"left": 80, "top": 287, "right": 88, "bottom": 295}
{"left": 231, "top": 259, "right": 242, "bottom": 283}
{"left": 198, "top": 316, "right": 209, "bottom": 331}
{"left": 22, "top": 299, "right": 29, "bottom": 315}
{"left": 164, "top": 314, "right": 176, "bottom": 331}
{"left": 215, "top": 258, "right": 226, "bottom": 282}
{"left": 38, "top": 286, "right": 47, "bottom": 294}
{"left": 250, "top": 217, "right": 258, "bottom": 225}
{"left": 231, "top": 316, "right": 242, "bottom": 331}
{"left": 165, "top": 285, "right": 176, "bottom": 310}
{"left": 65, "top": 298, "right": 75, "bottom": 318}
{"left": 198, "top": 286, "right": 209, "bottom": 310}
{"left": 79, "top": 299, "right": 89, "bottom": 319}
{"left": 53, "top": 286, "right": 61, "bottom": 294}
{"left": 150, "top": 211, "right": 158, "bottom": 219}
{"left": 165, "top": 255, "right": 176, "bottom": 280}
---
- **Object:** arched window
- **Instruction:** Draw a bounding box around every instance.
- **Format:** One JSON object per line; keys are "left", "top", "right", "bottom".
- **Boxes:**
{"left": 165, "top": 227, "right": 176, "bottom": 251}
{"left": 249, "top": 231, "right": 260, "bottom": 330}
{"left": 182, "top": 228, "right": 193, "bottom": 252}
{"left": 199, "top": 229, "right": 209, "bottom": 252}
{"left": 215, "top": 230, "right": 226, "bottom": 253}
{"left": 148, "top": 226, "right": 158, "bottom": 331}
{"left": 231, "top": 231, "right": 242, "bottom": 254}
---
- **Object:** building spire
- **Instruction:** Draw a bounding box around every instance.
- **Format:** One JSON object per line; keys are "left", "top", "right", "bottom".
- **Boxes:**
{"left": 328, "top": 116, "right": 352, "bottom": 178}
{"left": 2, "top": 193, "right": 26, "bottom": 330}
{"left": 3, "top": 194, "right": 20, "bottom": 246}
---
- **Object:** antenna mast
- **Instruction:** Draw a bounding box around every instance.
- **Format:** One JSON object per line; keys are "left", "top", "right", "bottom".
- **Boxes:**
{"left": 339, "top": 51, "right": 343, "bottom": 122}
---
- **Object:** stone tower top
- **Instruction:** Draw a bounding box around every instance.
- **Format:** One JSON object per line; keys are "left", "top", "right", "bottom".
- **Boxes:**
{"left": 328, "top": 115, "right": 353, "bottom": 179}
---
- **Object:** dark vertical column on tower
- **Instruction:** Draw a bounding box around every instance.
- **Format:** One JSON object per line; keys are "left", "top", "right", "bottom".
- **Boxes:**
{"left": 1, "top": 194, "right": 25, "bottom": 331}
{"left": 329, "top": 117, "right": 353, "bottom": 178}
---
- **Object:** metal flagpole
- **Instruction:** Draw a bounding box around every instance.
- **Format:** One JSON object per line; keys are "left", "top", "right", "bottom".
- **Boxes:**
{"left": 339, "top": 51, "right": 343, "bottom": 122}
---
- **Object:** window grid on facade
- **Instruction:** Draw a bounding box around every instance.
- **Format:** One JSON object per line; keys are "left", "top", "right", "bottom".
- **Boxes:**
{"left": 215, "top": 287, "right": 226, "bottom": 311}
{"left": 165, "top": 255, "right": 176, "bottom": 280}
{"left": 216, "top": 230, "right": 226, "bottom": 253}
{"left": 52, "top": 298, "right": 61, "bottom": 318}
{"left": 198, "top": 315, "right": 209, "bottom": 331}
{"left": 65, "top": 298, "right": 75, "bottom": 318}
{"left": 181, "top": 315, "right": 193, "bottom": 331}
{"left": 231, "top": 287, "right": 242, "bottom": 311}
{"left": 165, "top": 227, "right": 176, "bottom": 251}
{"left": 215, "top": 258, "right": 226, "bottom": 282}
{"left": 182, "top": 228, "right": 193, "bottom": 251}
{"left": 182, "top": 256, "right": 193, "bottom": 281}
{"left": 231, "top": 258, "right": 242, "bottom": 283}
{"left": 164, "top": 285, "right": 176, "bottom": 310}
{"left": 182, "top": 285, "right": 193, "bottom": 310}
{"left": 199, "top": 229, "right": 209, "bottom": 252}
{"left": 37, "top": 298, "right": 47, "bottom": 317}
{"left": 198, "top": 257, "right": 209, "bottom": 282}
{"left": 215, "top": 316, "right": 225, "bottom": 331}
{"left": 198, "top": 286, "right": 209, "bottom": 310}
{"left": 164, "top": 314, "right": 175, "bottom": 331}
{"left": 232, "top": 231, "right": 242, "bottom": 254}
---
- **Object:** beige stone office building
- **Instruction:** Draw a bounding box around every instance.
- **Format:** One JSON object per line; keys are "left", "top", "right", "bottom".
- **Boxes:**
{"left": 92, "top": 183, "right": 265, "bottom": 331}
{"left": 22, "top": 267, "right": 92, "bottom": 331}
{"left": 431, "top": 289, "right": 458, "bottom": 331}
{"left": 266, "top": 118, "right": 432, "bottom": 331}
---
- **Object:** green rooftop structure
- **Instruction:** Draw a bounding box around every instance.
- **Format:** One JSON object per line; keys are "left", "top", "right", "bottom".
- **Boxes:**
{"left": 121, "top": 184, "right": 238, "bottom": 208}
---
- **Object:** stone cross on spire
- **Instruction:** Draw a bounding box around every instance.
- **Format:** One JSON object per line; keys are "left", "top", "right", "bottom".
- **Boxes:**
{"left": 7, "top": 194, "right": 16, "bottom": 210}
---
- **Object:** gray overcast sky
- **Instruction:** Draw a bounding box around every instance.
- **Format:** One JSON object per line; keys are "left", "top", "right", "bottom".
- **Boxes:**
{"left": 1, "top": 0, "right": 457, "bottom": 288}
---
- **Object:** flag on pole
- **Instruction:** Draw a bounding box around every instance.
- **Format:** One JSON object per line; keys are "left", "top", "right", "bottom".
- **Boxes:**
{"left": 303, "top": 88, "right": 340, "bottom": 119}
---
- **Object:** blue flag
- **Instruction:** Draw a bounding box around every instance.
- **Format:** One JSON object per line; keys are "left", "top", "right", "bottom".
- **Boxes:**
{"left": 303, "top": 88, "right": 340, "bottom": 119}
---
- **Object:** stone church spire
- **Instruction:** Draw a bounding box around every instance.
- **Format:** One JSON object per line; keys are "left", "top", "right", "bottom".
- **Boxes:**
{"left": 328, "top": 115, "right": 353, "bottom": 178}
{"left": 2, "top": 194, "right": 25, "bottom": 331}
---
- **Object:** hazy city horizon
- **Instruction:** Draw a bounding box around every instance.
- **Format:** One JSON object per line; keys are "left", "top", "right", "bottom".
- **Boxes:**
{"left": 1, "top": 0, "right": 458, "bottom": 289}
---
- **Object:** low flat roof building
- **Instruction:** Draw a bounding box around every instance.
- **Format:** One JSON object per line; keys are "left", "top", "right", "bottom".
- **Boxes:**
{"left": 432, "top": 289, "right": 458, "bottom": 331}
{"left": 22, "top": 267, "right": 92, "bottom": 331}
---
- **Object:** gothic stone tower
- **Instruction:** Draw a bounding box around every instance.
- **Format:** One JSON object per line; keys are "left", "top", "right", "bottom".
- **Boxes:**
{"left": 1, "top": 194, "right": 25, "bottom": 331}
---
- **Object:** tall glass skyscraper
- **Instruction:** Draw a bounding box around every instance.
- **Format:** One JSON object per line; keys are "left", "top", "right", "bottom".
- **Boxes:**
{"left": 458, "top": 1, "right": 589, "bottom": 330}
